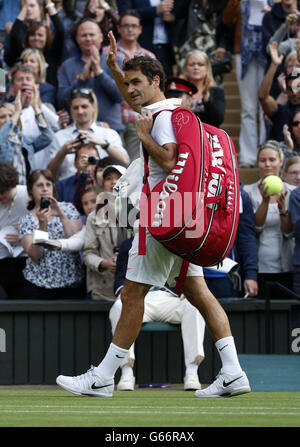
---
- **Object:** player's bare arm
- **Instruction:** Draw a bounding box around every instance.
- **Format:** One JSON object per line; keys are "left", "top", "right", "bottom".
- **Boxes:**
{"left": 136, "top": 111, "right": 178, "bottom": 172}
{"left": 106, "top": 31, "right": 141, "bottom": 113}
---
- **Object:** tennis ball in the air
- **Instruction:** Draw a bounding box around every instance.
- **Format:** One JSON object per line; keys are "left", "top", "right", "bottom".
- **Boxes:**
{"left": 262, "top": 175, "right": 283, "bottom": 195}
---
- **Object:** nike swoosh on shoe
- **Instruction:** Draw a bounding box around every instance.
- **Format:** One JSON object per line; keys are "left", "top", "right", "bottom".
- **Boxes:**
{"left": 91, "top": 382, "right": 114, "bottom": 390}
{"left": 223, "top": 376, "right": 244, "bottom": 387}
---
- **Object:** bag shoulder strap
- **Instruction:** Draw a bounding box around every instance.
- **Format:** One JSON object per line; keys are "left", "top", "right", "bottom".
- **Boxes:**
{"left": 139, "top": 108, "right": 173, "bottom": 255}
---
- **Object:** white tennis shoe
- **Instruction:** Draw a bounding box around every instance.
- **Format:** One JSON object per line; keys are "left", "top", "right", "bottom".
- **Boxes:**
{"left": 117, "top": 373, "right": 135, "bottom": 391}
{"left": 195, "top": 370, "right": 251, "bottom": 398}
{"left": 184, "top": 371, "right": 201, "bottom": 390}
{"left": 56, "top": 365, "right": 114, "bottom": 397}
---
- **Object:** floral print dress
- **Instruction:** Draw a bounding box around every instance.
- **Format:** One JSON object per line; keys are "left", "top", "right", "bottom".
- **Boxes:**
{"left": 19, "top": 202, "right": 84, "bottom": 289}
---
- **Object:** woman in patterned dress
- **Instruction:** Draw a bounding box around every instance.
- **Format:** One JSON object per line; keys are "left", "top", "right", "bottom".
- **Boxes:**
{"left": 19, "top": 169, "right": 85, "bottom": 299}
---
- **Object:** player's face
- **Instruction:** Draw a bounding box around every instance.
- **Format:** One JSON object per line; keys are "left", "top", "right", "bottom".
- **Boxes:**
{"left": 258, "top": 148, "right": 283, "bottom": 178}
{"left": 124, "top": 69, "right": 159, "bottom": 107}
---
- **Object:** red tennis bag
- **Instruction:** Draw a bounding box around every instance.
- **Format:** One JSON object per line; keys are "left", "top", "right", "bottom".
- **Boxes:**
{"left": 141, "top": 106, "right": 240, "bottom": 267}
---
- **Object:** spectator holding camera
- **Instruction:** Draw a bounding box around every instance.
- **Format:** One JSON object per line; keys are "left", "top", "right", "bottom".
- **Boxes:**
{"left": 46, "top": 88, "right": 129, "bottom": 181}
{"left": 56, "top": 142, "right": 99, "bottom": 213}
{"left": 19, "top": 168, "right": 85, "bottom": 299}
{"left": 83, "top": 164, "right": 129, "bottom": 301}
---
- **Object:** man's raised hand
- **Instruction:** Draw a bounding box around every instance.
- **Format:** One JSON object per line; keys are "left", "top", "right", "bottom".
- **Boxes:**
{"left": 106, "top": 31, "right": 119, "bottom": 72}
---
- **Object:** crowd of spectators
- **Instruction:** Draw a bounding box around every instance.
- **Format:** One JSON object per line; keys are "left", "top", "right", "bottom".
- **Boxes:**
{"left": 1, "top": 0, "right": 300, "bottom": 303}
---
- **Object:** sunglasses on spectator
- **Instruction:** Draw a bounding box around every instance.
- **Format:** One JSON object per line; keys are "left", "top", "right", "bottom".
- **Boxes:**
{"left": 71, "top": 88, "right": 94, "bottom": 99}
{"left": 292, "top": 121, "right": 300, "bottom": 127}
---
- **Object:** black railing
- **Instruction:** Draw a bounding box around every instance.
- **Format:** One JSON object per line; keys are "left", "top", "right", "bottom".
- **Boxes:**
{"left": 265, "top": 282, "right": 300, "bottom": 353}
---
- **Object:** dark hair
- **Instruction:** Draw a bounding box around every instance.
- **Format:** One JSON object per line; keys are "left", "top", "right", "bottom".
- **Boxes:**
{"left": 24, "top": 22, "right": 54, "bottom": 51}
{"left": 81, "top": 186, "right": 98, "bottom": 199}
{"left": 123, "top": 56, "right": 166, "bottom": 91}
{"left": 80, "top": 186, "right": 99, "bottom": 200}
{"left": 79, "top": 186, "right": 98, "bottom": 215}
{"left": 26, "top": 169, "right": 56, "bottom": 210}
{"left": 119, "top": 9, "right": 141, "bottom": 24}
{"left": 0, "top": 163, "right": 19, "bottom": 194}
{"left": 82, "top": 1, "right": 119, "bottom": 45}
{"left": 286, "top": 70, "right": 300, "bottom": 83}
{"left": 288, "top": 106, "right": 300, "bottom": 152}
{"left": 62, "top": 0, "right": 77, "bottom": 20}
{"left": 94, "top": 156, "right": 115, "bottom": 179}
{"left": 74, "top": 142, "right": 99, "bottom": 160}
{"left": 10, "top": 63, "right": 38, "bottom": 84}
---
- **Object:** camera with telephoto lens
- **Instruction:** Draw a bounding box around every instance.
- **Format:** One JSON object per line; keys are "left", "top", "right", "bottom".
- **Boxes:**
{"left": 88, "top": 156, "right": 100, "bottom": 165}
{"left": 40, "top": 197, "right": 51, "bottom": 211}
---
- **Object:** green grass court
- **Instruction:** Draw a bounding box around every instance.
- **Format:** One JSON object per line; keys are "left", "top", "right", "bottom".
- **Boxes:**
{"left": 0, "top": 389, "right": 299, "bottom": 427}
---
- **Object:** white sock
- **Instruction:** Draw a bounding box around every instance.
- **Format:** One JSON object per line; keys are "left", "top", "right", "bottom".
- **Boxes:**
{"left": 215, "top": 336, "right": 242, "bottom": 374}
{"left": 94, "top": 343, "right": 129, "bottom": 380}
{"left": 185, "top": 363, "right": 198, "bottom": 376}
{"left": 121, "top": 365, "right": 134, "bottom": 377}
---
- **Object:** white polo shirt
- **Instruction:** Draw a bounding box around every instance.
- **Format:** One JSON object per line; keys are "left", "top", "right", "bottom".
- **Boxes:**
{"left": 0, "top": 185, "right": 29, "bottom": 259}
{"left": 39, "top": 122, "right": 128, "bottom": 180}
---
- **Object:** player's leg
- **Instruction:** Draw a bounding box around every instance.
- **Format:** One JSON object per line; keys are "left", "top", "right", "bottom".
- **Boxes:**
{"left": 179, "top": 299, "right": 205, "bottom": 390}
{"left": 112, "top": 279, "right": 150, "bottom": 348}
{"left": 183, "top": 275, "right": 251, "bottom": 397}
{"left": 56, "top": 280, "right": 150, "bottom": 396}
{"left": 144, "top": 289, "right": 205, "bottom": 390}
{"left": 109, "top": 297, "right": 136, "bottom": 391}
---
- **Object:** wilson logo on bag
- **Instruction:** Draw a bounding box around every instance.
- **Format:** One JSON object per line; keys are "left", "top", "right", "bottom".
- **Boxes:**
{"left": 142, "top": 107, "right": 240, "bottom": 267}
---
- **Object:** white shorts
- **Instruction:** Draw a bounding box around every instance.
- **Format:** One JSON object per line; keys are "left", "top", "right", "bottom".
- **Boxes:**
{"left": 126, "top": 229, "right": 203, "bottom": 288}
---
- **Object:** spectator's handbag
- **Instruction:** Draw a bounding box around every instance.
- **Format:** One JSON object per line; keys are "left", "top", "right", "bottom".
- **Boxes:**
{"left": 141, "top": 107, "right": 240, "bottom": 268}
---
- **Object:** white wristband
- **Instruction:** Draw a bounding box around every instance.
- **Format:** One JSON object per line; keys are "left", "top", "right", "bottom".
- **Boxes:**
{"left": 45, "top": 2, "right": 55, "bottom": 9}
